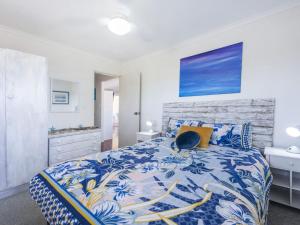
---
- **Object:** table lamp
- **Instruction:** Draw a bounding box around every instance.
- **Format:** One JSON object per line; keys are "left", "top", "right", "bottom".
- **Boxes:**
{"left": 286, "top": 126, "right": 300, "bottom": 154}
{"left": 146, "top": 121, "right": 153, "bottom": 133}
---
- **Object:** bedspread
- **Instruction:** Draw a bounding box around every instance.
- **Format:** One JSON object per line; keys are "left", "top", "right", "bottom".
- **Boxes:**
{"left": 30, "top": 137, "right": 272, "bottom": 225}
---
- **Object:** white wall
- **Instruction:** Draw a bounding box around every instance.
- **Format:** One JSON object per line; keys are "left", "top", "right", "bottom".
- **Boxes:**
{"left": 0, "top": 25, "right": 120, "bottom": 129}
{"left": 121, "top": 6, "right": 300, "bottom": 148}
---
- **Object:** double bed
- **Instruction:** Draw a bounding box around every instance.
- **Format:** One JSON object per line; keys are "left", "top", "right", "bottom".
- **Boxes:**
{"left": 30, "top": 98, "right": 275, "bottom": 225}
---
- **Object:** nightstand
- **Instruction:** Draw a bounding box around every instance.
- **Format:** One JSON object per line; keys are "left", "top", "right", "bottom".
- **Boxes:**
{"left": 136, "top": 131, "right": 160, "bottom": 143}
{"left": 264, "top": 147, "right": 300, "bottom": 209}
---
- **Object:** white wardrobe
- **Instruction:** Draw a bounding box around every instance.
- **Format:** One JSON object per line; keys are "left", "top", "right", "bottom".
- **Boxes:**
{"left": 0, "top": 49, "right": 48, "bottom": 194}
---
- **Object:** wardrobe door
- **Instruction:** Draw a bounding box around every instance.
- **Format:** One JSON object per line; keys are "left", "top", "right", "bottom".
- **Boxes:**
{"left": 0, "top": 49, "right": 6, "bottom": 191}
{"left": 5, "top": 50, "right": 48, "bottom": 188}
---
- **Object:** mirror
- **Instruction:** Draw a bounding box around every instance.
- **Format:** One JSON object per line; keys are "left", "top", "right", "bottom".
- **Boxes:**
{"left": 50, "top": 79, "right": 80, "bottom": 113}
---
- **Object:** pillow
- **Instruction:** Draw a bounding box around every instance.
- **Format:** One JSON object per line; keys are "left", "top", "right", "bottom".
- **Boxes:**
{"left": 175, "top": 131, "right": 201, "bottom": 150}
{"left": 177, "top": 126, "right": 213, "bottom": 149}
{"left": 202, "top": 122, "right": 252, "bottom": 149}
{"left": 165, "top": 119, "right": 203, "bottom": 138}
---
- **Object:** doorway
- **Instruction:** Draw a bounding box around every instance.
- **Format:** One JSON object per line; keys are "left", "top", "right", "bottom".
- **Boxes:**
{"left": 94, "top": 73, "right": 119, "bottom": 151}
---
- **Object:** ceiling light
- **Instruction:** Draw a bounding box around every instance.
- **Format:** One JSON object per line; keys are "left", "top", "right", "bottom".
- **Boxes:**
{"left": 107, "top": 17, "right": 131, "bottom": 36}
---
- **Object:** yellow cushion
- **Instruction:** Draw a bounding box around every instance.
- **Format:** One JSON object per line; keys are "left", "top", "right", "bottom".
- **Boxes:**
{"left": 177, "top": 126, "right": 213, "bottom": 149}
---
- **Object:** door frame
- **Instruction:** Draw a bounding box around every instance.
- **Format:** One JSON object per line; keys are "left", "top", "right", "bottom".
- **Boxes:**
{"left": 94, "top": 71, "right": 120, "bottom": 150}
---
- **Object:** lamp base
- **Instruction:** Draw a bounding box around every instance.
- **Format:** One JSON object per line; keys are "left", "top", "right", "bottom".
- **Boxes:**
{"left": 287, "top": 146, "right": 300, "bottom": 154}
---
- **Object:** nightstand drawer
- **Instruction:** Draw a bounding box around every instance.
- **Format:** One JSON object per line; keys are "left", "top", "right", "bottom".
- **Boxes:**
{"left": 269, "top": 155, "right": 300, "bottom": 172}
{"left": 292, "top": 160, "right": 300, "bottom": 173}
{"left": 136, "top": 134, "right": 149, "bottom": 142}
{"left": 136, "top": 132, "right": 160, "bottom": 143}
{"left": 269, "top": 155, "right": 293, "bottom": 170}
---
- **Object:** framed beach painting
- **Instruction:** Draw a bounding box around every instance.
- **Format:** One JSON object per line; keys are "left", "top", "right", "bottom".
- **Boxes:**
{"left": 179, "top": 42, "right": 243, "bottom": 97}
{"left": 52, "top": 91, "right": 70, "bottom": 104}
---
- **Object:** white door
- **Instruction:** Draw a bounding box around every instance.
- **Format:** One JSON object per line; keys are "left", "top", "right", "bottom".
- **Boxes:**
{"left": 102, "top": 90, "right": 114, "bottom": 141}
{"left": 119, "top": 73, "right": 141, "bottom": 147}
{"left": 5, "top": 49, "right": 48, "bottom": 188}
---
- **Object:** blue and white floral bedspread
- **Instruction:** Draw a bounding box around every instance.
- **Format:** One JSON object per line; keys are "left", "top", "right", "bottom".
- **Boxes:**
{"left": 30, "top": 137, "right": 272, "bottom": 225}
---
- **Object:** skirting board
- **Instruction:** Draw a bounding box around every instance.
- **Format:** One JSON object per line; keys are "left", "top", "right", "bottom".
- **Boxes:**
{"left": 0, "top": 184, "right": 28, "bottom": 200}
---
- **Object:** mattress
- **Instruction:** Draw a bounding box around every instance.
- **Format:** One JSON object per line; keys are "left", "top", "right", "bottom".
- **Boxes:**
{"left": 30, "top": 137, "right": 272, "bottom": 225}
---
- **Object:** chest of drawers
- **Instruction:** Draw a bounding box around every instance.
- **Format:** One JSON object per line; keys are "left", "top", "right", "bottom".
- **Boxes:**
{"left": 49, "top": 129, "right": 101, "bottom": 165}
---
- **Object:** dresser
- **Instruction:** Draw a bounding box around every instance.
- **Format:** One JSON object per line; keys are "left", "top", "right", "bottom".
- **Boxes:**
{"left": 49, "top": 128, "right": 102, "bottom": 165}
{"left": 265, "top": 147, "right": 300, "bottom": 209}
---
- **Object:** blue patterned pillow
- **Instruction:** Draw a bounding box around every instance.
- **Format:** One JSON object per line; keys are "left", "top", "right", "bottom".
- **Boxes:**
{"left": 202, "top": 122, "right": 252, "bottom": 150}
{"left": 241, "top": 123, "right": 252, "bottom": 150}
{"left": 165, "top": 119, "right": 203, "bottom": 138}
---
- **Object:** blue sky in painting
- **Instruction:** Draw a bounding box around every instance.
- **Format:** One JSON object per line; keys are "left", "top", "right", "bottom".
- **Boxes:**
{"left": 179, "top": 42, "right": 243, "bottom": 97}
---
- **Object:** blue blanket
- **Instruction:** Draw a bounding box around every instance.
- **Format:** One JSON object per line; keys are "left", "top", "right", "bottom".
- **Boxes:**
{"left": 30, "top": 137, "right": 272, "bottom": 225}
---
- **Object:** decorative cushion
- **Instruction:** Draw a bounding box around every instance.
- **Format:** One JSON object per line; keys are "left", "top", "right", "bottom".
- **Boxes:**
{"left": 175, "top": 131, "right": 201, "bottom": 150}
{"left": 177, "top": 126, "right": 213, "bottom": 149}
{"left": 165, "top": 119, "right": 204, "bottom": 138}
{"left": 202, "top": 122, "right": 252, "bottom": 149}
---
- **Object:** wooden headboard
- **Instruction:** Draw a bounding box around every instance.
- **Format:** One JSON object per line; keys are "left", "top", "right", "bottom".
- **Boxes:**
{"left": 162, "top": 98, "right": 275, "bottom": 150}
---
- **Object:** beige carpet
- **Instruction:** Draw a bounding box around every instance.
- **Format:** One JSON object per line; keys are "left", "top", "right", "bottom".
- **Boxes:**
{"left": 0, "top": 191, "right": 300, "bottom": 225}
{"left": 0, "top": 191, "right": 46, "bottom": 225}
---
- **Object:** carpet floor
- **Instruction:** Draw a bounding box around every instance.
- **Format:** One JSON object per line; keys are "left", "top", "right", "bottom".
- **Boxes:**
{"left": 0, "top": 191, "right": 299, "bottom": 225}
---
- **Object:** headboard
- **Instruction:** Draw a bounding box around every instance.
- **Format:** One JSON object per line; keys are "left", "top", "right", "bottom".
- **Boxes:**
{"left": 162, "top": 98, "right": 275, "bottom": 150}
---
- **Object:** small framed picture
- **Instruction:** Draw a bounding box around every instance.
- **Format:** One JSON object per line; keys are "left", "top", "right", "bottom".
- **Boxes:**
{"left": 52, "top": 91, "right": 69, "bottom": 104}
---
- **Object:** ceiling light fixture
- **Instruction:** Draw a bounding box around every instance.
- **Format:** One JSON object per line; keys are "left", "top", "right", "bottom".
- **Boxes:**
{"left": 107, "top": 17, "right": 131, "bottom": 36}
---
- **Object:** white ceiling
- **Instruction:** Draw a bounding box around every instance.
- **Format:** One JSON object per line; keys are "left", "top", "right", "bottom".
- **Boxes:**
{"left": 0, "top": 0, "right": 299, "bottom": 61}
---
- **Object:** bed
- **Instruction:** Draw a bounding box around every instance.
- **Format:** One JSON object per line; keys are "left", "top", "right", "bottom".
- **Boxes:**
{"left": 30, "top": 98, "right": 275, "bottom": 225}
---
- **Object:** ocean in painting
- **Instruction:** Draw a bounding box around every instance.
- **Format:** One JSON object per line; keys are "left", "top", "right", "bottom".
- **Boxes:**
{"left": 179, "top": 42, "right": 243, "bottom": 97}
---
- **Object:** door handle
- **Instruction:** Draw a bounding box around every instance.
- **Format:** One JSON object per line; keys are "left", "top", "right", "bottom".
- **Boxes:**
{"left": 134, "top": 112, "right": 140, "bottom": 116}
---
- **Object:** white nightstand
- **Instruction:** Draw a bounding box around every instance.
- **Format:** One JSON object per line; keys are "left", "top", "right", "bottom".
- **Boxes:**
{"left": 136, "top": 131, "right": 160, "bottom": 143}
{"left": 264, "top": 147, "right": 300, "bottom": 209}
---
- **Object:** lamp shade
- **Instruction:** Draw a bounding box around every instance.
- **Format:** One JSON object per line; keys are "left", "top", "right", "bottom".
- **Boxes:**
{"left": 146, "top": 121, "right": 153, "bottom": 127}
{"left": 146, "top": 120, "right": 153, "bottom": 133}
{"left": 286, "top": 126, "right": 300, "bottom": 138}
